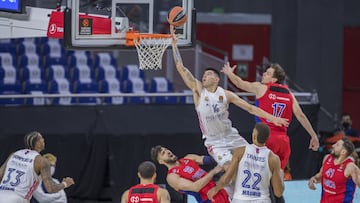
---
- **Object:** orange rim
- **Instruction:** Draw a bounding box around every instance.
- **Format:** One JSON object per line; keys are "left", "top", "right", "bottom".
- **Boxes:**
{"left": 125, "top": 31, "right": 171, "bottom": 46}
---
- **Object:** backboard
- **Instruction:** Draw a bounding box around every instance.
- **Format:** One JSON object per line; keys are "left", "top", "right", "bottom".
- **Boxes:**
{"left": 64, "top": 0, "right": 194, "bottom": 49}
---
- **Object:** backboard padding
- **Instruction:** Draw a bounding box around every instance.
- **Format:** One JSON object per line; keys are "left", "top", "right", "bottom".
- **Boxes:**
{"left": 64, "top": 0, "right": 194, "bottom": 49}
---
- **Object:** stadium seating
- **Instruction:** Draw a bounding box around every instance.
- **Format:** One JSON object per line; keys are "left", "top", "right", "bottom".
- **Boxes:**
{"left": 70, "top": 65, "right": 94, "bottom": 83}
{"left": 72, "top": 80, "right": 99, "bottom": 104}
{"left": 45, "top": 65, "right": 69, "bottom": 81}
{"left": 98, "top": 78, "right": 124, "bottom": 104}
{"left": 18, "top": 53, "right": 42, "bottom": 68}
{"left": 148, "top": 77, "right": 177, "bottom": 104}
{"left": 0, "top": 65, "right": 17, "bottom": 85}
{"left": 0, "top": 52, "right": 16, "bottom": 68}
{"left": 19, "top": 66, "right": 43, "bottom": 83}
{"left": 0, "top": 40, "right": 17, "bottom": 55}
{"left": 68, "top": 51, "right": 93, "bottom": 67}
{"left": 0, "top": 82, "right": 24, "bottom": 105}
{"left": 121, "top": 64, "right": 145, "bottom": 80}
{"left": 122, "top": 77, "right": 149, "bottom": 104}
{"left": 179, "top": 90, "right": 194, "bottom": 104}
{"left": 22, "top": 80, "right": 47, "bottom": 105}
{"left": 48, "top": 78, "right": 72, "bottom": 105}
{"left": 95, "top": 65, "right": 120, "bottom": 81}
{"left": 18, "top": 40, "right": 41, "bottom": 55}
{"left": 94, "top": 53, "right": 117, "bottom": 67}
{"left": 41, "top": 38, "right": 64, "bottom": 58}
{"left": 0, "top": 37, "right": 181, "bottom": 105}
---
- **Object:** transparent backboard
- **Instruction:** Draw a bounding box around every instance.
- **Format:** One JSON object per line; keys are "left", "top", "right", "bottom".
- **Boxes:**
{"left": 64, "top": 0, "right": 194, "bottom": 49}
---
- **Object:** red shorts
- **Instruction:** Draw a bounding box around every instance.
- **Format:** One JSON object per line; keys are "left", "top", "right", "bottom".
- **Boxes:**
{"left": 199, "top": 183, "right": 230, "bottom": 203}
{"left": 265, "top": 130, "right": 290, "bottom": 170}
{"left": 212, "top": 189, "right": 229, "bottom": 203}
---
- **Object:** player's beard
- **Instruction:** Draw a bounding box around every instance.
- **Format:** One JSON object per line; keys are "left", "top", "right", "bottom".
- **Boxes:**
{"left": 164, "top": 155, "right": 178, "bottom": 164}
{"left": 330, "top": 149, "right": 340, "bottom": 158}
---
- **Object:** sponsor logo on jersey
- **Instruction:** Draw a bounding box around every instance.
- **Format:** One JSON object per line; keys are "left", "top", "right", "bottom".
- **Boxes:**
{"left": 130, "top": 196, "right": 140, "bottom": 203}
{"left": 219, "top": 96, "right": 223, "bottom": 103}
{"left": 268, "top": 93, "right": 276, "bottom": 100}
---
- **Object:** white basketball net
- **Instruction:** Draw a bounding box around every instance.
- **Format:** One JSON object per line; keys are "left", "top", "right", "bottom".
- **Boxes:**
{"left": 134, "top": 37, "right": 171, "bottom": 70}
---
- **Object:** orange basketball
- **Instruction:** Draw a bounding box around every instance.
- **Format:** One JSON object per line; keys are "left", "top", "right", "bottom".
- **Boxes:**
{"left": 167, "top": 6, "right": 188, "bottom": 27}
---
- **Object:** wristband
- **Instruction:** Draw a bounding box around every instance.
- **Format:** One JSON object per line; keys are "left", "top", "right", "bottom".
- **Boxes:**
{"left": 203, "top": 156, "right": 217, "bottom": 166}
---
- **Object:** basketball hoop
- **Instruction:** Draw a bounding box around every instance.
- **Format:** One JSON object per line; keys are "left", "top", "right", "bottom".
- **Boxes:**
{"left": 126, "top": 31, "right": 171, "bottom": 70}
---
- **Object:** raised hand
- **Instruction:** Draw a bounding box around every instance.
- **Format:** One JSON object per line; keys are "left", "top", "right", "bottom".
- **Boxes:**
{"left": 221, "top": 62, "right": 236, "bottom": 76}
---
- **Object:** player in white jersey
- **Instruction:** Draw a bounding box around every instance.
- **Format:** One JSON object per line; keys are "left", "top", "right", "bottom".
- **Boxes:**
{"left": 207, "top": 123, "right": 284, "bottom": 202}
{"left": 171, "top": 34, "right": 289, "bottom": 167}
{"left": 0, "top": 131, "right": 75, "bottom": 203}
{"left": 32, "top": 153, "right": 67, "bottom": 203}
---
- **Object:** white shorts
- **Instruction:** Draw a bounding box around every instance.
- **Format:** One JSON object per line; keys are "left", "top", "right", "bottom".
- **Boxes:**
{"left": 231, "top": 198, "right": 271, "bottom": 203}
{"left": 0, "top": 190, "right": 29, "bottom": 203}
{"left": 205, "top": 130, "right": 248, "bottom": 166}
{"left": 206, "top": 146, "right": 233, "bottom": 166}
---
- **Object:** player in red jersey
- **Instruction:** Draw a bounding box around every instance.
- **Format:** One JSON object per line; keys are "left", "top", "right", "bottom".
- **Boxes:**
{"left": 121, "top": 161, "right": 170, "bottom": 203}
{"left": 150, "top": 145, "right": 230, "bottom": 203}
{"left": 222, "top": 62, "right": 319, "bottom": 170}
{"left": 308, "top": 138, "right": 360, "bottom": 203}
{"left": 222, "top": 63, "right": 319, "bottom": 202}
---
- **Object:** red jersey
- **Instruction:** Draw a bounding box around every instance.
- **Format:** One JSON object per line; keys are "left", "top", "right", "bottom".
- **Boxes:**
{"left": 128, "top": 183, "right": 159, "bottom": 203}
{"left": 168, "top": 158, "right": 229, "bottom": 203}
{"left": 255, "top": 83, "right": 293, "bottom": 133}
{"left": 320, "top": 155, "right": 356, "bottom": 203}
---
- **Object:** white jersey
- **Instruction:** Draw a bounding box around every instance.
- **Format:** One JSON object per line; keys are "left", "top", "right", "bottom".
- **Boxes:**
{"left": 196, "top": 87, "right": 247, "bottom": 148}
{"left": 0, "top": 149, "right": 41, "bottom": 200}
{"left": 233, "top": 144, "right": 271, "bottom": 202}
{"left": 33, "top": 179, "right": 67, "bottom": 203}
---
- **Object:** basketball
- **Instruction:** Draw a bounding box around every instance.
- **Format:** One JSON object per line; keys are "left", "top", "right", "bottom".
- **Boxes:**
{"left": 167, "top": 6, "right": 188, "bottom": 27}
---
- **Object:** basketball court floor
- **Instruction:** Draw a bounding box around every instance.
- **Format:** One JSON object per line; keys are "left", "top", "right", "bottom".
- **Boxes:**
{"left": 187, "top": 180, "right": 360, "bottom": 203}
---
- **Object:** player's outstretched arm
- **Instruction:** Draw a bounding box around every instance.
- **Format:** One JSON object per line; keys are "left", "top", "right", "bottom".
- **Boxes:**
{"left": 269, "top": 152, "right": 284, "bottom": 197}
{"left": 226, "top": 91, "right": 289, "bottom": 127}
{"left": 157, "top": 188, "right": 171, "bottom": 203}
{"left": 291, "top": 93, "right": 319, "bottom": 151}
{"left": 308, "top": 154, "right": 328, "bottom": 190}
{"left": 171, "top": 35, "right": 202, "bottom": 94}
{"left": 221, "top": 62, "right": 261, "bottom": 93}
{"left": 36, "top": 156, "right": 74, "bottom": 193}
{"left": 167, "top": 166, "right": 222, "bottom": 192}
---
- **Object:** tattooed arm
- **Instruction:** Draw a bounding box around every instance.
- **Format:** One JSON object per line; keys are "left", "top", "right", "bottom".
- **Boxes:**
{"left": 36, "top": 155, "right": 75, "bottom": 193}
{"left": 171, "top": 36, "right": 202, "bottom": 106}
{"left": 171, "top": 36, "right": 202, "bottom": 93}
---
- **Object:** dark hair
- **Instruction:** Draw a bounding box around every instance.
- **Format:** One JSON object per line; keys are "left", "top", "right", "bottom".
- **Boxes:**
{"left": 138, "top": 161, "right": 156, "bottom": 179}
{"left": 255, "top": 123, "right": 270, "bottom": 144}
{"left": 269, "top": 63, "right": 286, "bottom": 84}
{"left": 24, "top": 131, "right": 40, "bottom": 150}
{"left": 204, "top": 67, "right": 220, "bottom": 78}
{"left": 150, "top": 145, "right": 163, "bottom": 164}
{"left": 341, "top": 137, "right": 355, "bottom": 157}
